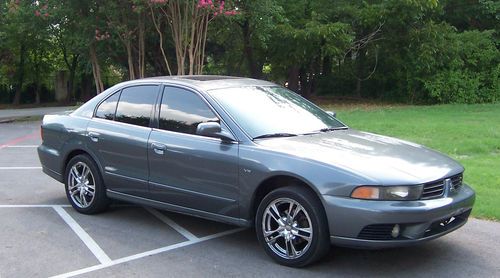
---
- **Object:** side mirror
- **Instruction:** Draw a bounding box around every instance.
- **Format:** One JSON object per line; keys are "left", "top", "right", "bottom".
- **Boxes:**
{"left": 326, "top": 111, "right": 337, "bottom": 118}
{"left": 196, "top": 122, "right": 236, "bottom": 142}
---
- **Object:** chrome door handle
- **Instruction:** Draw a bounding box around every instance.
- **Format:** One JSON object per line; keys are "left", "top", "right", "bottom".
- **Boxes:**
{"left": 88, "top": 132, "right": 100, "bottom": 142}
{"left": 151, "top": 143, "right": 166, "bottom": 155}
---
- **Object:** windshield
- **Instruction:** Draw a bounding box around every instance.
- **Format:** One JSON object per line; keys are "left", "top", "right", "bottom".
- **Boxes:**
{"left": 209, "top": 86, "right": 346, "bottom": 139}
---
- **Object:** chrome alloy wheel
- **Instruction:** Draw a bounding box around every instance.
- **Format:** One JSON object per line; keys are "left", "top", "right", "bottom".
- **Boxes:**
{"left": 67, "top": 162, "right": 96, "bottom": 208}
{"left": 262, "top": 198, "right": 313, "bottom": 260}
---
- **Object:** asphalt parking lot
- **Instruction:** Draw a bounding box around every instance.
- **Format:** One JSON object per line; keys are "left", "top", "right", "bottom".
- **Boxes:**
{"left": 1, "top": 120, "right": 499, "bottom": 278}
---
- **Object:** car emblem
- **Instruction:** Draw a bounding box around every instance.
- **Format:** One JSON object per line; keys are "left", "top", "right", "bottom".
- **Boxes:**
{"left": 444, "top": 178, "right": 454, "bottom": 192}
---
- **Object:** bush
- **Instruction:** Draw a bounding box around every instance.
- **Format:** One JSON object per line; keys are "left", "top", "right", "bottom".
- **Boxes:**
{"left": 423, "top": 30, "right": 499, "bottom": 103}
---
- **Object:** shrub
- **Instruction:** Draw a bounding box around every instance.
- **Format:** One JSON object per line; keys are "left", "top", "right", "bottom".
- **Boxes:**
{"left": 422, "top": 29, "right": 499, "bottom": 103}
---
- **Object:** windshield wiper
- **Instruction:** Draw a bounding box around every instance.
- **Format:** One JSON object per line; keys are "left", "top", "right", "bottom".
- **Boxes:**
{"left": 253, "top": 133, "right": 298, "bottom": 140}
{"left": 316, "top": 127, "right": 348, "bottom": 132}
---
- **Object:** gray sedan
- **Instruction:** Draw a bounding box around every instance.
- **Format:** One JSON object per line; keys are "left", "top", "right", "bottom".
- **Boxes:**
{"left": 38, "top": 76, "right": 475, "bottom": 267}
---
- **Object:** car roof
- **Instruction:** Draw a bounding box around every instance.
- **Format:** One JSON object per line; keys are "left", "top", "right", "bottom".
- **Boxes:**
{"left": 136, "top": 75, "right": 276, "bottom": 91}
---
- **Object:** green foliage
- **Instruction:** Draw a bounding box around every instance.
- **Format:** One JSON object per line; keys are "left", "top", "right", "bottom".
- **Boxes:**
{"left": 0, "top": 1, "right": 58, "bottom": 103}
{"left": 270, "top": 20, "right": 351, "bottom": 69}
{"left": 0, "top": 0, "right": 498, "bottom": 105}
{"left": 316, "top": 0, "right": 500, "bottom": 104}
{"left": 421, "top": 29, "right": 500, "bottom": 103}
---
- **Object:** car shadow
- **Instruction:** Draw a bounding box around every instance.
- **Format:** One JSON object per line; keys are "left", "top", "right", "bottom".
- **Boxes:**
{"left": 206, "top": 226, "right": 480, "bottom": 276}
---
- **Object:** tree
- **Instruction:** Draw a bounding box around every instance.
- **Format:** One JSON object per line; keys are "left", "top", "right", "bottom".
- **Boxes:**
{"left": 100, "top": 1, "right": 145, "bottom": 80}
{"left": 148, "top": 0, "right": 237, "bottom": 75}
{"left": 2, "top": 1, "right": 33, "bottom": 104}
{"left": 267, "top": 0, "right": 352, "bottom": 98}
{"left": 1, "top": 0, "right": 498, "bottom": 105}
{"left": 50, "top": 0, "right": 89, "bottom": 101}
{"left": 230, "top": 0, "right": 284, "bottom": 79}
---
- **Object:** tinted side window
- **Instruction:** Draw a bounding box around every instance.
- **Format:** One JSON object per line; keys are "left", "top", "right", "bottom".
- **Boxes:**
{"left": 159, "top": 87, "right": 219, "bottom": 135}
{"left": 95, "top": 92, "right": 120, "bottom": 120}
{"left": 115, "top": 85, "right": 159, "bottom": 127}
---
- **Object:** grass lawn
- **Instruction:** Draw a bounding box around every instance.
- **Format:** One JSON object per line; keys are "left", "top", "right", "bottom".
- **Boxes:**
{"left": 321, "top": 103, "right": 500, "bottom": 221}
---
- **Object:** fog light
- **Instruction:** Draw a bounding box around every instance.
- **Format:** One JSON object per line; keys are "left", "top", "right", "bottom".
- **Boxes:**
{"left": 391, "top": 224, "right": 400, "bottom": 238}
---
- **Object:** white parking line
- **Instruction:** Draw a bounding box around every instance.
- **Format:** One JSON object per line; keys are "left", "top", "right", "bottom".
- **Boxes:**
{"left": 49, "top": 227, "right": 246, "bottom": 278}
{"left": 53, "top": 206, "right": 112, "bottom": 265}
{"left": 5, "top": 145, "right": 39, "bottom": 148}
{"left": 0, "top": 204, "right": 71, "bottom": 208}
{"left": 0, "top": 204, "right": 246, "bottom": 277}
{"left": 145, "top": 207, "right": 199, "bottom": 241}
{"left": 0, "top": 167, "right": 42, "bottom": 170}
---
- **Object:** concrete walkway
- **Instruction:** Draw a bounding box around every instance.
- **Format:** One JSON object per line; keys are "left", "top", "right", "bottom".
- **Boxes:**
{"left": 0, "top": 106, "right": 75, "bottom": 122}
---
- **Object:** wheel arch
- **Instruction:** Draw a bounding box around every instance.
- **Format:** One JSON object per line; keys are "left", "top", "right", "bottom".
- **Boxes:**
{"left": 250, "top": 174, "right": 326, "bottom": 224}
{"left": 62, "top": 148, "right": 103, "bottom": 179}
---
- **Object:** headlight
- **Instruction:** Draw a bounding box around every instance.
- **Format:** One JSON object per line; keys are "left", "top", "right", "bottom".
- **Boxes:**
{"left": 351, "top": 185, "right": 423, "bottom": 200}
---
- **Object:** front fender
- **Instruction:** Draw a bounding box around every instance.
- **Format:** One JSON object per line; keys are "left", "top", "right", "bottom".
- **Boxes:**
{"left": 237, "top": 144, "right": 370, "bottom": 220}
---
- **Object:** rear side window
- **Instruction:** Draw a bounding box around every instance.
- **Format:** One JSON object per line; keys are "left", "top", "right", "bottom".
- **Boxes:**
{"left": 159, "top": 87, "right": 219, "bottom": 135}
{"left": 95, "top": 92, "right": 119, "bottom": 120}
{"left": 115, "top": 85, "right": 159, "bottom": 127}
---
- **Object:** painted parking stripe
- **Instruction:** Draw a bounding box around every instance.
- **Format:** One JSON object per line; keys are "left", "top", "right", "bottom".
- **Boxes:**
{"left": 0, "top": 204, "right": 129, "bottom": 208}
{"left": 0, "top": 167, "right": 42, "bottom": 170}
{"left": 0, "top": 204, "right": 71, "bottom": 208}
{"left": 49, "top": 227, "right": 246, "bottom": 278}
{"left": 145, "top": 207, "right": 198, "bottom": 241}
{"left": 0, "top": 132, "right": 39, "bottom": 149}
{"left": 53, "top": 206, "right": 112, "bottom": 265}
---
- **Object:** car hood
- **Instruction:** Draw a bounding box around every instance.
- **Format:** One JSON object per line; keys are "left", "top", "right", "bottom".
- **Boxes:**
{"left": 254, "top": 129, "right": 463, "bottom": 185}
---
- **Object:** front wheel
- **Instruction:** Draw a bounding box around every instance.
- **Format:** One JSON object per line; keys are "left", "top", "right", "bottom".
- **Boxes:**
{"left": 255, "top": 185, "right": 330, "bottom": 267}
{"left": 65, "top": 154, "right": 109, "bottom": 214}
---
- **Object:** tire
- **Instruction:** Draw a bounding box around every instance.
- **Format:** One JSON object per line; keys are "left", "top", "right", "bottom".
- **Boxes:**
{"left": 255, "top": 185, "right": 330, "bottom": 267}
{"left": 64, "top": 154, "right": 109, "bottom": 214}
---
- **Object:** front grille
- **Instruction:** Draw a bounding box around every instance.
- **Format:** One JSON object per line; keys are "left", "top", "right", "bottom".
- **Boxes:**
{"left": 421, "top": 173, "right": 463, "bottom": 200}
{"left": 421, "top": 180, "right": 445, "bottom": 199}
{"left": 358, "top": 224, "right": 395, "bottom": 240}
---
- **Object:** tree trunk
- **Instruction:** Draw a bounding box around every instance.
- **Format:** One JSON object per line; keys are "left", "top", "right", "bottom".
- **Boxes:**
{"left": 34, "top": 51, "right": 41, "bottom": 105}
{"left": 150, "top": 5, "right": 172, "bottom": 75}
{"left": 35, "top": 82, "right": 41, "bottom": 105}
{"left": 241, "top": 19, "right": 261, "bottom": 79}
{"left": 299, "top": 67, "right": 309, "bottom": 98}
{"left": 355, "top": 49, "right": 366, "bottom": 98}
{"left": 287, "top": 66, "right": 300, "bottom": 93}
{"left": 66, "top": 54, "right": 79, "bottom": 103}
{"left": 322, "top": 56, "right": 332, "bottom": 76}
{"left": 89, "top": 43, "right": 104, "bottom": 94}
{"left": 125, "top": 40, "right": 135, "bottom": 80}
{"left": 188, "top": 13, "right": 196, "bottom": 75}
{"left": 138, "top": 12, "right": 146, "bottom": 78}
{"left": 12, "top": 44, "right": 27, "bottom": 105}
{"left": 63, "top": 53, "right": 79, "bottom": 103}
{"left": 80, "top": 73, "right": 93, "bottom": 101}
{"left": 198, "top": 14, "right": 209, "bottom": 74}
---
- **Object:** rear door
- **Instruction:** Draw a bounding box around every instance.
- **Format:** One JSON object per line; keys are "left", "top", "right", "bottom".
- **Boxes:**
{"left": 148, "top": 86, "right": 240, "bottom": 217}
{"left": 86, "top": 84, "right": 160, "bottom": 198}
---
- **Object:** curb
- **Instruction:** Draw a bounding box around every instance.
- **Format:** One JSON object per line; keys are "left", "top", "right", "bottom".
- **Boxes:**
{"left": 0, "top": 118, "right": 15, "bottom": 124}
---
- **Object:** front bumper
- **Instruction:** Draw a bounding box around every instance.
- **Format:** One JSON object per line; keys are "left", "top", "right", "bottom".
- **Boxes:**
{"left": 323, "top": 184, "right": 475, "bottom": 248}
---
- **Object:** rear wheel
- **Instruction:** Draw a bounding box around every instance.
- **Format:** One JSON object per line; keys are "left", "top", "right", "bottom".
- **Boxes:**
{"left": 65, "top": 154, "right": 109, "bottom": 214}
{"left": 255, "top": 185, "right": 330, "bottom": 267}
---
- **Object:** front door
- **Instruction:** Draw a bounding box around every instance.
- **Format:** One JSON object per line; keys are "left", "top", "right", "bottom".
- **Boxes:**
{"left": 148, "top": 86, "right": 239, "bottom": 217}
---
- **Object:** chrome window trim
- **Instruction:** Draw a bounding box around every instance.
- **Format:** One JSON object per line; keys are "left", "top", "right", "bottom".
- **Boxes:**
{"left": 150, "top": 127, "right": 239, "bottom": 145}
